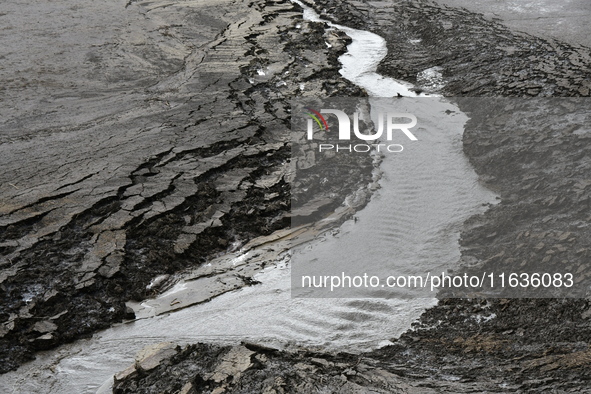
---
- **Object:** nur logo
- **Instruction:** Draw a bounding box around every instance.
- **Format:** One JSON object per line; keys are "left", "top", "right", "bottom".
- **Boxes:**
{"left": 304, "top": 108, "right": 418, "bottom": 153}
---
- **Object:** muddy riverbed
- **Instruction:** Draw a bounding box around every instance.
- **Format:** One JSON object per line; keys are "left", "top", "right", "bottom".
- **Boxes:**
{"left": 2, "top": 0, "right": 591, "bottom": 393}
{"left": 0, "top": 1, "right": 501, "bottom": 390}
{"left": 112, "top": 1, "right": 591, "bottom": 392}
{"left": 0, "top": 0, "right": 372, "bottom": 375}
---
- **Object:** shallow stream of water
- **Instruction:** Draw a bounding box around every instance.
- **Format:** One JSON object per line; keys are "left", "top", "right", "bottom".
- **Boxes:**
{"left": 0, "top": 2, "right": 496, "bottom": 393}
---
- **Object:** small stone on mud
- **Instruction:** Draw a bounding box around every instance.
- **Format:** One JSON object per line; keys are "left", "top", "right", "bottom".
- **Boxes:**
{"left": 33, "top": 320, "right": 57, "bottom": 334}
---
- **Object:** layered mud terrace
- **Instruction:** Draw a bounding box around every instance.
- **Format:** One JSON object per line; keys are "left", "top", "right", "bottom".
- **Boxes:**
{"left": 112, "top": 0, "right": 591, "bottom": 392}
{"left": 2, "top": 0, "right": 591, "bottom": 391}
{"left": 0, "top": 0, "right": 373, "bottom": 373}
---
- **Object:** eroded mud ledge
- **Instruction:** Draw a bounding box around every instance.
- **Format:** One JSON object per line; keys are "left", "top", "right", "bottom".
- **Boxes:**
{"left": 112, "top": 1, "right": 591, "bottom": 393}
{"left": 0, "top": 0, "right": 371, "bottom": 373}
{"left": 2, "top": 0, "right": 591, "bottom": 392}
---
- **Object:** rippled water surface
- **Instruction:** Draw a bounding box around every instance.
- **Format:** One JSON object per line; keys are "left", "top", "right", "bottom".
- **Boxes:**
{"left": 0, "top": 2, "right": 495, "bottom": 393}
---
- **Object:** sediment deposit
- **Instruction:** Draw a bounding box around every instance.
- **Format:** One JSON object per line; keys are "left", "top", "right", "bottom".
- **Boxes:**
{"left": 2, "top": 0, "right": 591, "bottom": 392}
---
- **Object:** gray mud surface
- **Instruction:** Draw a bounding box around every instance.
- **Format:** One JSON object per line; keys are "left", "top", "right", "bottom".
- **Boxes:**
{"left": 3, "top": 0, "right": 591, "bottom": 392}
{"left": 0, "top": 0, "right": 371, "bottom": 373}
{"left": 112, "top": 1, "right": 591, "bottom": 393}
{"left": 433, "top": 0, "right": 591, "bottom": 48}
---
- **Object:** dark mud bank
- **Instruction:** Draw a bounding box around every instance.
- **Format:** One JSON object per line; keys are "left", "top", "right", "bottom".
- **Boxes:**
{"left": 0, "top": 0, "right": 373, "bottom": 373}
{"left": 112, "top": 0, "right": 591, "bottom": 392}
